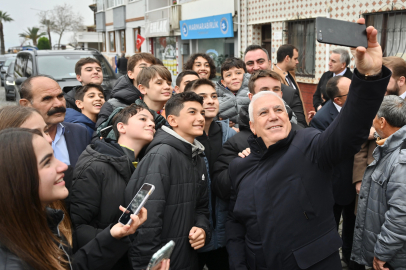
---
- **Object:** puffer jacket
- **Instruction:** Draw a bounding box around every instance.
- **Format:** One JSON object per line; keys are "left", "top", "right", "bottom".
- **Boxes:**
{"left": 352, "top": 125, "right": 406, "bottom": 269}
{"left": 64, "top": 108, "right": 96, "bottom": 141}
{"left": 125, "top": 126, "right": 210, "bottom": 270}
{"left": 96, "top": 74, "right": 142, "bottom": 128}
{"left": 0, "top": 207, "right": 130, "bottom": 270}
{"left": 70, "top": 139, "right": 136, "bottom": 269}
{"left": 199, "top": 120, "right": 236, "bottom": 253}
{"left": 216, "top": 73, "right": 250, "bottom": 127}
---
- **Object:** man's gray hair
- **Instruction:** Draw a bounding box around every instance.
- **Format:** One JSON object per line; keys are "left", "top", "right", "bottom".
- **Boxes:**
{"left": 377, "top": 95, "right": 406, "bottom": 128}
{"left": 249, "top": 91, "right": 286, "bottom": 122}
{"left": 332, "top": 48, "right": 351, "bottom": 67}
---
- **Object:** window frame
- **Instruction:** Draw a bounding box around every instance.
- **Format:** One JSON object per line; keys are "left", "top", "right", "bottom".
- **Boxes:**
{"left": 119, "top": 29, "right": 126, "bottom": 53}
{"left": 133, "top": 27, "right": 141, "bottom": 53}
{"left": 109, "top": 31, "right": 116, "bottom": 52}
{"left": 286, "top": 19, "right": 316, "bottom": 77}
{"left": 102, "top": 32, "right": 106, "bottom": 52}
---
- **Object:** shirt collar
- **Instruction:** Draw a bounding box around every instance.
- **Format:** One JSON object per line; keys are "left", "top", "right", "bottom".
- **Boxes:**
{"left": 333, "top": 67, "right": 347, "bottom": 77}
{"left": 399, "top": 91, "right": 406, "bottom": 99}
{"left": 333, "top": 102, "right": 342, "bottom": 112}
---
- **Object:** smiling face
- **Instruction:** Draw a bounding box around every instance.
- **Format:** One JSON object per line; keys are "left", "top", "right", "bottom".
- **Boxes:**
{"left": 20, "top": 77, "right": 66, "bottom": 126}
{"left": 221, "top": 67, "right": 245, "bottom": 92}
{"left": 244, "top": 49, "right": 272, "bottom": 74}
{"left": 168, "top": 101, "right": 205, "bottom": 143}
{"left": 33, "top": 135, "right": 69, "bottom": 206}
{"left": 117, "top": 108, "right": 156, "bottom": 143}
{"left": 75, "top": 87, "right": 105, "bottom": 119}
{"left": 139, "top": 75, "right": 172, "bottom": 108}
{"left": 249, "top": 76, "right": 282, "bottom": 100}
{"left": 77, "top": 63, "right": 103, "bottom": 85}
{"left": 249, "top": 94, "right": 291, "bottom": 147}
{"left": 192, "top": 84, "right": 219, "bottom": 119}
{"left": 20, "top": 112, "right": 52, "bottom": 144}
{"left": 192, "top": 56, "right": 211, "bottom": 79}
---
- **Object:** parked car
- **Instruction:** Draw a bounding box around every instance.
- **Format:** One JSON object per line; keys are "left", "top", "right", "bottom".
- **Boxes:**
{"left": 1, "top": 55, "right": 16, "bottom": 86}
{"left": 4, "top": 61, "right": 16, "bottom": 101}
{"left": 14, "top": 49, "right": 118, "bottom": 103}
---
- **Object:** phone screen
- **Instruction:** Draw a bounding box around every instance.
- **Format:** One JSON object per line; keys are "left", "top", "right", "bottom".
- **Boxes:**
{"left": 119, "top": 184, "right": 154, "bottom": 225}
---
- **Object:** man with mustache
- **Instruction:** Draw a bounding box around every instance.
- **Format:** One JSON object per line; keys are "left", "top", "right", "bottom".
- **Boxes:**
{"left": 19, "top": 75, "right": 90, "bottom": 197}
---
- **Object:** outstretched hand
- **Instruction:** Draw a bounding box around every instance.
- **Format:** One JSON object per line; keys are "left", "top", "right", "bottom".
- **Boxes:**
{"left": 351, "top": 18, "right": 382, "bottom": 76}
{"left": 110, "top": 207, "right": 148, "bottom": 239}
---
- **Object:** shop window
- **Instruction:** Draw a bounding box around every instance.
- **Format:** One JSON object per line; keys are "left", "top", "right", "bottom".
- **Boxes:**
{"left": 109, "top": 31, "right": 116, "bottom": 52}
{"left": 119, "top": 30, "right": 126, "bottom": 53}
{"left": 153, "top": 37, "right": 177, "bottom": 76}
{"left": 133, "top": 28, "right": 141, "bottom": 53}
{"left": 102, "top": 32, "right": 106, "bottom": 52}
{"left": 287, "top": 19, "right": 316, "bottom": 77}
{"left": 365, "top": 11, "right": 406, "bottom": 57}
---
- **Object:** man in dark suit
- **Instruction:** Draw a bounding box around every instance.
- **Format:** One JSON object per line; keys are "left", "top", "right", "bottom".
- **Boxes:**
{"left": 226, "top": 19, "right": 388, "bottom": 269}
{"left": 313, "top": 48, "right": 353, "bottom": 111}
{"left": 19, "top": 75, "right": 90, "bottom": 194}
{"left": 310, "top": 76, "right": 364, "bottom": 270}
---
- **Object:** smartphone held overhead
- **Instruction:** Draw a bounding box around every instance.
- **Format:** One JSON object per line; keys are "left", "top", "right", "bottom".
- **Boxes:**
{"left": 119, "top": 183, "right": 155, "bottom": 225}
{"left": 316, "top": 17, "right": 368, "bottom": 48}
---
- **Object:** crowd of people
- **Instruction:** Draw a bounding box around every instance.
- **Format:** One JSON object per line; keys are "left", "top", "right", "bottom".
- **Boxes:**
{"left": 0, "top": 18, "right": 405, "bottom": 270}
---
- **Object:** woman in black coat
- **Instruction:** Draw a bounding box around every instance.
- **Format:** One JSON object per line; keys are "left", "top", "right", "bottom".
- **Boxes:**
{"left": 0, "top": 128, "right": 147, "bottom": 270}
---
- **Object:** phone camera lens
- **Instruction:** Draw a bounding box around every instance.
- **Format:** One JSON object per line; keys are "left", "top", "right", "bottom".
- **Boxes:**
{"left": 318, "top": 32, "right": 323, "bottom": 41}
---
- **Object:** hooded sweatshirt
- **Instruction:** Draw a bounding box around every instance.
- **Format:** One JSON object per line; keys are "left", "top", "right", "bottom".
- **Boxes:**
{"left": 64, "top": 108, "right": 96, "bottom": 141}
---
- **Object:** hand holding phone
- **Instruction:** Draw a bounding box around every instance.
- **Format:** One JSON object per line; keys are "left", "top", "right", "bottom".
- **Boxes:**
{"left": 146, "top": 241, "right": 175, "bottom": 270}
{"left": 110, "top": 206, "right": 147, "bottom": 240}
{"left": 119, "top": 183, "right": 155, "bottom": 225}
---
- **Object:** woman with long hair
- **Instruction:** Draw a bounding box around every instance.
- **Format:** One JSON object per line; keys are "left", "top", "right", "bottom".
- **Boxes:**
{"left": 184, "top": 53, "right": 217, "bottom": 80}
{"left": 0, "top": 128, "right": 147, "bottom": 270}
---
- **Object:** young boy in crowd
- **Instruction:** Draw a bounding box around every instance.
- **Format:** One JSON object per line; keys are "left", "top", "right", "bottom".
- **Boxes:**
{"left": 125, "top": 92, "right": 210, "bottom": 270}
{"left": 65, "top": 84, "right": 105, "bottom": 141}
{"left": 185, "top": 79, "right": 236, "bottom": 270}
{"left": 96, "top": 53, "right": 157, "bottom": 128}
{"left": 216, "top": 57, "right": 251, "bottom": 129}
{"left": 65, "top": 57, "right": 105, "bottom": 111}
{"left": 70, "top": 103, "right": 155, "bottom": 270}
{"left": 174, "top": 70, "right": 200, "bottom": 93}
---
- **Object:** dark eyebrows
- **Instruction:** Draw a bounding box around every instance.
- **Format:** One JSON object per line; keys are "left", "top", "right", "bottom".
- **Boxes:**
{"left": 39, "top": 153, "right": 53, "bottom": 165}
{"left": 187, "top": 107, "right": 198, "bottom": 111}
{"left": 256, "top": 58, "right": 266, "bottom": 62}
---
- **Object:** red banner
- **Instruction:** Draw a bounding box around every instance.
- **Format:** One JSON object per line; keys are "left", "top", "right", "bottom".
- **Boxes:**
{"left": 136, "top": 34, "right": 145, "bottom": 50}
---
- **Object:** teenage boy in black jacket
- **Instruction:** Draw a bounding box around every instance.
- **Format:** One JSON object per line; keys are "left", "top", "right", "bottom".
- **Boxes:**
{"left": 70, "top": 103, "right": 156, "bottom": 270}
{"left": 125, "top": 92, "right": 210, "bottom": 270}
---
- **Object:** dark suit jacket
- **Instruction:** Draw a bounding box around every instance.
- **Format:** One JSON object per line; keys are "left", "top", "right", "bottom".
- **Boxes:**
{"left": 226, "top": 67, "right": 391, "bottom": 269}
{"left": 310, "top": 100, "right": 356, "bottom": 205}
{"left": 313, "top": 68, "right": 353, "bottom": 111}
{"left": 282, "top": 84, "right": 307, "bottom": 127}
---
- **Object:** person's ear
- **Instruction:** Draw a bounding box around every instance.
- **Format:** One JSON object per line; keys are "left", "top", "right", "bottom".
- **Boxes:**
{"left": 19, "top": 98, "right": 32, "bottom": 107}
{"left": 221, "top": 79, "right": 226, "bottom": 86}
{"left": 116, "top": 122, "right": 126, "bottom": 135}
{"left": 138, "top": 84, "right": 147, "bottom": 95}
{"left": 174, "top": 85, "right": 180, "bottom": 94}
{"left": 334, "top": 97, "right": 341, "bottom": 106}
{"left": 166, "top": 115, "right": 178, "bottom": 128}
{"left": 128, "top": 69, "right": 135, "bottom": 80}
{"left": 249, "top": 121, "right": 256, "bottom": 135}
{"left": 248, "top": 93, "right": 253, "bottom": 100}
{"left": 398, "top": 76, "right": 405, "bottom": 87}
{"left": 76, "top": 74, "right": 82, "bottom": 83}
{"left": 284, "top": 55, "right": 290, "bottom": 63}
{"left": 380, "top": 117, "right": 387, "bottom": 130}
{"left": 75, "top": 100, "right": 84, "bottom": 111}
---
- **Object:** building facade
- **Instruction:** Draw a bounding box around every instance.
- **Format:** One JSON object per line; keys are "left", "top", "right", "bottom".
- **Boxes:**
{"left": 239, "top": 0, "right": 406, "bottom": 113}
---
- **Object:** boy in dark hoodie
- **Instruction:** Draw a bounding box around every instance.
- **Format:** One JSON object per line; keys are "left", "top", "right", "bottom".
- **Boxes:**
{"left": 125, "top": 92, "right": 210, "bottom": 270}
{"left": 65, "top": 84, "right": 105, "bottom": 141}
{"left": 70, "top": 103, "right": 156, "bottom": 270}
{"left": 65, "top": 57, "right": 105, "bottom": 111}
{"left": 185, "top": 79, "right": 236, "bottom": 270}
{"left": 96, "top": 53, "right": 157, "bottom": 128}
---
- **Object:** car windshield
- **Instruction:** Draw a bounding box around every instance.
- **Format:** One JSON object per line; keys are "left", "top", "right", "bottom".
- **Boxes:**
{"left": 37, "top": 54, "right": 114, "bottom": 81}
{"left": 7, "top": 62, "right": 15, "bottom": 74}
{"left": 4, "top": 57, "right": 15, "bottom": 67}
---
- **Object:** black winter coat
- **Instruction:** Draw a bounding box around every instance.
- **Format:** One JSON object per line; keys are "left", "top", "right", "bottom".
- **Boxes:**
{"left": 70, "top": 139, "right": 136, "bottom": 269}
{"left": 125, "top": 128, "right": 211, "bottom": 270}
{"left": 96, "top": 75, "right": 142, "bottom": 128}
{"left": 226, "top": 67, "right": 391, "bottom": 269}
{"left": 0, "top": 208, "right": 130, "bottom": 270}
{"left": 212, "top": 105, "right": 303, "bottom": 200}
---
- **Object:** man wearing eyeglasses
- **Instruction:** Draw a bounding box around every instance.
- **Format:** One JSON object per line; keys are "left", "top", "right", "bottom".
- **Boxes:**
{"left": 310, "top": 75, "right": 364, "bottom": 270}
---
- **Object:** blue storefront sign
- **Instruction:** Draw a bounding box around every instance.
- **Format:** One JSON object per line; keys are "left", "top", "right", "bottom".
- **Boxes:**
{"left": 180, "top": 13, "right": 234, "bottom": 40}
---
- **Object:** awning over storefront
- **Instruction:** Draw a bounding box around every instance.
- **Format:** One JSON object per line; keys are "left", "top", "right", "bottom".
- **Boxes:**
{"left": 180, "top": 13, "right": 234, "bottom": 40}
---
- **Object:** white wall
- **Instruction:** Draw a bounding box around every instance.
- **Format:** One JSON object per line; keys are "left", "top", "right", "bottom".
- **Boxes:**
{"left": 181, "top": 0, "right": 235, "bottom": 20}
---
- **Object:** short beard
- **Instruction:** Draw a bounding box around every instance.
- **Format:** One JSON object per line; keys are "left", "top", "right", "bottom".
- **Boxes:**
{"left": 386, "top": 83, "right": 400, "bottom": 96}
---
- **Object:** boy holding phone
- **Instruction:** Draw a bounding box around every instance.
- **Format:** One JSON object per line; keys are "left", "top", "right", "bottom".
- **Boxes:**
{"left": 65, "top": 84, "right": 105, "bottom": 141}
{"left": 125, "top": 92, "right": 210, "bottom": 270}
{"left": 70, "top": 104, "right": 156, "bottom": 270}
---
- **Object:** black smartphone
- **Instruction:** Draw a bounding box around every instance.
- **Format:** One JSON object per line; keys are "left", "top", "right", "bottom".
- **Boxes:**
{"left": 100, "top": 125, "right": 112, "bottom": 138}
{"left": 316, "top": 17, "right": 368, "bottom": 48}
{"left": 118, "top": 183, "right": 155, "bottom": 225}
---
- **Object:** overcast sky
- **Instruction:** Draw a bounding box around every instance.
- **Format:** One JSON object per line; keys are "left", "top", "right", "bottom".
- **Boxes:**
{"left": 2, "top": 0, "right": 94, "bottom": 49}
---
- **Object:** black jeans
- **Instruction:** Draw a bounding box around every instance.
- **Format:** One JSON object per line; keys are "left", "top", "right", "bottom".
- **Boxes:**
{"left": 197, "top": 247, "right": 229, "bottom": 270}
{"left": 333, "top": 198, "right": 365, "bottom": 270}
